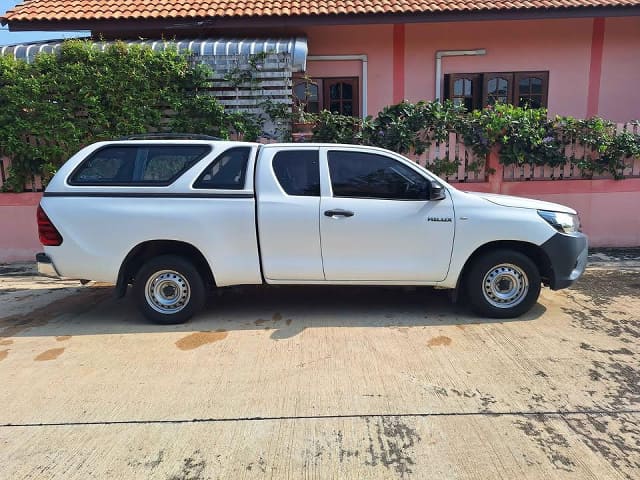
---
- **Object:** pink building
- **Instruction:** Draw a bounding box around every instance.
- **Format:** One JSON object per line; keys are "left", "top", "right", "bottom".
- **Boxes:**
{"left": 2, "top": 0, "right": 639, "bottom": 122}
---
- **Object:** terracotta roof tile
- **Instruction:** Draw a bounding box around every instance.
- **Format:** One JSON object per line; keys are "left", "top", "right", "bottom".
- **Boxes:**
{"left": 2, "top": 0, "right": 639, "bottom": 24}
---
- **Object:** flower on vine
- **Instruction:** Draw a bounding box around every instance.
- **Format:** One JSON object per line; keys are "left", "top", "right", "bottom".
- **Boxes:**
{"left": 542, "top": 136, "right": 554, "bottom": 144}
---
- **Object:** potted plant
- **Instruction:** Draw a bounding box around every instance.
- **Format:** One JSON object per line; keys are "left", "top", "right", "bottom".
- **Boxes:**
{"left": 291, "top": 75, "right": 318, "bottom": 135}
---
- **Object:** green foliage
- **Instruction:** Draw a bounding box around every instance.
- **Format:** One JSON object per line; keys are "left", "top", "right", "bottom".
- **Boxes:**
{"left": 559, "top": 117, "right": 640, "bottom": 179}
{"left": 429, "top": 158, "right": 461, "bottom": 177}
{"left": 310, "top": 110, "right": 364, "bottom": 144}
{"left": 308, "top": 100, "right": 639, "bottom": 180}
{"left": 359, "top": 100, "right": 464, "bottom": 155}
{"left": 260, "top": 99, "right": 292, "bottom": 141}
{"left": 469, "top": 104, "right": 567, "bottom": 167}
{"left": 0, "top": 40, "right": 260, "bottom": 191}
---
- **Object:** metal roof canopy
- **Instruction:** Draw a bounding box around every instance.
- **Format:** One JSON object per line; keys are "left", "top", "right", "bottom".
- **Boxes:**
{"left": 0, "top": 37, "right": 308, "bottom": 72}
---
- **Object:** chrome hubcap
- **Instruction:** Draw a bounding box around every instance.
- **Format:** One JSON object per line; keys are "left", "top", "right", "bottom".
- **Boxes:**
{"left": 145, "top": 270, "right": 191, "bottom": 314}
{"left": 482, "top": 263, "right": 529, "bottom": 308}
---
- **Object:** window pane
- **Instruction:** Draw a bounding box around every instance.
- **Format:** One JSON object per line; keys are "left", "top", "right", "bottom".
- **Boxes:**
{"left": 307, "top": 84, "right": 319, "bottom": 101}
{"left": 293, "top": 83, "right": 306, "bottom": 100}
{"left": 530, "top": 77, "right": 542, "bottom": 94}
{"left": 519, "top": 77, "right": 542, "bottom": 96}
{"left": 463, "top": 79, "right": 472, "bottom": 96}
{"left": 330, "top": 101, "right": 341, "bottom": 113}
{"left": 142, "top": 147, "right": 207, "bottom": 182}
{"left": 342, "top": 102, "right": 353, "bottom": 116}
{"left": 193, "top": 147, "right": 251, "bottom": 189}
{"left": 72, "top": 148, "right": 132, "bottom": 184}
{"left": 72, "top": 145, "right": 209, "bottom": 185}
{"left": 454, "top": 79, "right": 463, "bottom": 96}
{"left": 518, "top": 77, "right": 531, "bottom": 94}
{"left": 454, "top": 78, "right": 473, "bottom": 97}
{"left": 273, "top": 150, "right": 320, "bottom": 196}
{"left": 294, "top": 82, "right": 318, "bottom": 102}
{"left": 328, "top": 151, "right": 429, "bottom": 200}
{"left": 329, "top": 83, "right": 341, "bottom": 100}
{"left": 488, "top": 77, "right": 509, "bottom": 96}
{"left": 487, "top": 78, "right": 497, "bottom": 94}
{"left": 342, "top": 83, "right": 353, "bottom": 100}
{"left": 497, "top": 78, "right": 508, "bottom": 95}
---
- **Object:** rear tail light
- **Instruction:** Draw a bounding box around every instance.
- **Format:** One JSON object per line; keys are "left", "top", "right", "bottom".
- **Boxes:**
{"left": 37, "top": 205, "right": 63, "bottom": 246}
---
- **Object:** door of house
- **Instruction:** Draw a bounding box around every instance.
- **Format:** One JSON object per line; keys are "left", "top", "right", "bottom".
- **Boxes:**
{"left": 293, "top": 77, "right": 360, "bottom": 116}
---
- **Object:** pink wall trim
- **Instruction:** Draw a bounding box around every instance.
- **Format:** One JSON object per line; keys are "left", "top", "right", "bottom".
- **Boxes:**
{"left": 587, "top": 18, "right": 606, "bottom": 118}
{"left": 0, "top": 193, "right": 42, "bottom": 263}
{"left": 0, "top": 192, "right": 43, "bottom": 206}
{"left": 393, "top": 24, "right": 406, "bottom": 104}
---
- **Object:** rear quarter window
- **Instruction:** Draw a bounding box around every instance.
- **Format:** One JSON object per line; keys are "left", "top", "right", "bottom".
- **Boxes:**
{"left": 69, "top": 145, "right": 211, "bottom": 186}
{"left": 193, "top": 147, "right": 251, "bottom": 190}
{"left": 272, "top": 150, "right": 320, "bottom": 196}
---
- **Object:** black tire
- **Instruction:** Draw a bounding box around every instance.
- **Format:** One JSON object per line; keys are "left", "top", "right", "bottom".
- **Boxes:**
{"left": 464, "top": 249, "right": 541, "bottom": 319}
{"left": 133, "top": 255, "right": 206, "bottom": 324}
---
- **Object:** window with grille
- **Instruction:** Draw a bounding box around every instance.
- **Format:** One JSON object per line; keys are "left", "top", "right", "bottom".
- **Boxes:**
{"left": 444, "top": 71, "right": 549, "bottom": 110}
{"left": 293, "top": 77, "right": 360, "bottom": 117}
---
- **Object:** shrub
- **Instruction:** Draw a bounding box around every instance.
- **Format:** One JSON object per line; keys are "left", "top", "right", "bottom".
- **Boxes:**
{"left": 308, "top": 101, "right": 639, "bottom": 179}
{"left": 0, "top": 40, "right": 260, "bottom": 191}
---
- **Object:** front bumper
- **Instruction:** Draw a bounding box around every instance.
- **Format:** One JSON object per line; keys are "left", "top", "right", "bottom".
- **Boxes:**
{"left": 540, "top": 232, "right": 588, "bottom": 290}
{"left": 36, "top": 252, "right": 61, "bottom": 278}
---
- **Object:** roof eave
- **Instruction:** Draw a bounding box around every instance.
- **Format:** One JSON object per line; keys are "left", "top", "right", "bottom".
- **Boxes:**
{"left": 3, "top": 6, "right": 640, "bottom": 32}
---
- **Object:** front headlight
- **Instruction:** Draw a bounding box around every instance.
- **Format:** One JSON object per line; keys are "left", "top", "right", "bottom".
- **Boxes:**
{"left": 538, "top": 210, "right": 581, "bottom": 234}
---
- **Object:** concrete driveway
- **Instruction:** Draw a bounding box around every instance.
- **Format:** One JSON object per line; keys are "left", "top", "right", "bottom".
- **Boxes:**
{"left": 0, "top": 259, "right": 638, "bottom": 479}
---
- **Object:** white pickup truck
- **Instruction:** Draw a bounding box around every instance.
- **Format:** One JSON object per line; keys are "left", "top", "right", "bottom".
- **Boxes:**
{"left": 36, "top": 137, "right": 588, "bottom": 323}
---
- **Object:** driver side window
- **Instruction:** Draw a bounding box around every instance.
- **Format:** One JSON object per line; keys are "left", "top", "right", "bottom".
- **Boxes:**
{"left": 327, "top": 151, "right": 429, "bottom": 200}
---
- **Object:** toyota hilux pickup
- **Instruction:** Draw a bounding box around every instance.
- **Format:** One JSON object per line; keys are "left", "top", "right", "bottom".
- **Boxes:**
{"left": 36, "top": 137, "right": 588, "bottom": 324}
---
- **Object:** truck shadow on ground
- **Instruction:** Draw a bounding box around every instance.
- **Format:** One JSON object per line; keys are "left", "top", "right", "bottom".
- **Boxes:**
{"left": 0, "top": 283, "right": 546, "bottom": 340}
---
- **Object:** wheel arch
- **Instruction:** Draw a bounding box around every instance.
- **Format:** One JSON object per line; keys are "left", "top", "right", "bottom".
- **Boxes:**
{"left": 456, "top": 240, "right": 553, "bottom": 291}
{"left": 116, "top": 240, "right": 215, "bottom": 297}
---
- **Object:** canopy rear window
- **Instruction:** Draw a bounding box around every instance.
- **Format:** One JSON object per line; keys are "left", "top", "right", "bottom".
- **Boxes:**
{"left": 69, "top": 145, "right": 211, "bottom": 186}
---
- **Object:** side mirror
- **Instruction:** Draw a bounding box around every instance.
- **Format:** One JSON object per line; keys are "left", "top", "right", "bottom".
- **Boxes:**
{"left": 429, "top": 181, "right": 446, "bottom": 201}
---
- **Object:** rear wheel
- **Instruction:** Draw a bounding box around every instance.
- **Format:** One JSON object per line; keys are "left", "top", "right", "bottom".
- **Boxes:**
{"left": 133, "top": 255, "right": 205, "bottom": 324}
{"left": 464, "top": 249, "right": 541, "bottom": 318}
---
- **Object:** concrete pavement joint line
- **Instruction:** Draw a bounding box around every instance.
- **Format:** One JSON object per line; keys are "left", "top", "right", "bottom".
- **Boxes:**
{"left": 2, "top": 409, "right": 639, "bottom": 428}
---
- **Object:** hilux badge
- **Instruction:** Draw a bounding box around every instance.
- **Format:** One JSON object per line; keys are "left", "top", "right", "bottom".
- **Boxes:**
{"left": 427, "top": 217, "right": 452, "bottom": 222}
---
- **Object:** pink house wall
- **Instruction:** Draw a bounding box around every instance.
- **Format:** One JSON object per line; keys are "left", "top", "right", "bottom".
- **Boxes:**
{"left": 304, "top": 25, "right": 394, "bottom": 117}
{"left": 404, "top": 19, "right": 594, "bottom": 119}
{"left": 598, "top": 17, "right": 640, "bottom": 122}
{"left": 301, "top": 18, "right": 640, "bottom": 121}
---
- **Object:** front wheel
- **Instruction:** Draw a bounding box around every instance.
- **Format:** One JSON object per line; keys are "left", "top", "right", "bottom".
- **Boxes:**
{"left": 464, "top": 249, "right": 541, "bottom": 318}
{"left": 133, "top": 255, "right": 205, "bottom": 324}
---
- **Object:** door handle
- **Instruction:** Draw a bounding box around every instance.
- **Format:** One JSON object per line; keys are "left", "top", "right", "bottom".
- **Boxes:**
{"left": 324, "top": 209, "right": 354, "bottom": 218}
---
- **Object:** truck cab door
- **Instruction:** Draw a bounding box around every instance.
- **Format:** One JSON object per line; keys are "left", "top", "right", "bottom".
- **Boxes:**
{"left": 319, "top": 148, "right": 455, "bottom": 282}
{"left": 256, "top": 146, "right": 325, "bottom": 281}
